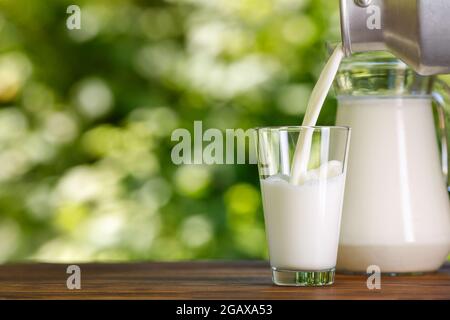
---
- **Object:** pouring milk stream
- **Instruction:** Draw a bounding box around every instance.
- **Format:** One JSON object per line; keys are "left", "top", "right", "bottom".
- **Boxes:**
{"left": 290, "top": 44, "right": 344, "bottom": 185}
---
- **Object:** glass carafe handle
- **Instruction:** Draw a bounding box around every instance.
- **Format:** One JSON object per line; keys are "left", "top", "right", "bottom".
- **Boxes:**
{"left": 432, "top": 79, "right": 450, "bottom": 191}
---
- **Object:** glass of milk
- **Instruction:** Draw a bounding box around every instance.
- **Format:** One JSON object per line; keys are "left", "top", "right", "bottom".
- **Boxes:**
{"left": 256, "top": 126, "right": 351, "bottom": 286}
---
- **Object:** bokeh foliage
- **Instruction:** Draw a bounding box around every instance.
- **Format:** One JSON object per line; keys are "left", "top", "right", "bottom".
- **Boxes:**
{"left": 0, "top": 0, "right": 342, "bottom": 262}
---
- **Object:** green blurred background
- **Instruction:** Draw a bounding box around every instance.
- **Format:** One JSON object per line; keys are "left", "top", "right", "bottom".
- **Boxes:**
{"left": 0, "top": 0, "right": 382, "bottom": 263}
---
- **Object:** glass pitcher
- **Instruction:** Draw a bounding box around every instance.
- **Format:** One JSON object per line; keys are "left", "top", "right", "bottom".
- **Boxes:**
{"left": 334, "top": 51, "right": 450, "bottom": 274}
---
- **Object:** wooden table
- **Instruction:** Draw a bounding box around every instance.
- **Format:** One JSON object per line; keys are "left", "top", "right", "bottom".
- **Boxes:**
{"left": 0, "top": 261, "right": 449, "bottom": 299}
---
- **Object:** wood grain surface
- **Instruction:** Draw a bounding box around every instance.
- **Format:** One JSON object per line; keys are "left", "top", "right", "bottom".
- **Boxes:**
{"left": 0, "top": 261, "right": 449, "bottom": 299}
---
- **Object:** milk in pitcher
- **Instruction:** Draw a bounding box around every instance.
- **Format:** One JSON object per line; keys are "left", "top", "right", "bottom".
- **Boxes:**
{"left": 336, "top": 96, "right": 450, "bottom": 273}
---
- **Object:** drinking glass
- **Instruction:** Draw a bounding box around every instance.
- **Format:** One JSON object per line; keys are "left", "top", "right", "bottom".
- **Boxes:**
{"left": 256, "top": 126, "right": 351, "bottom": 286}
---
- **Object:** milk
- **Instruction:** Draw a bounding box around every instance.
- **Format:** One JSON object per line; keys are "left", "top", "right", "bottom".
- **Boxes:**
{"left": 290, "top": 44, "right": 344, "bottom": 184}
{"left": 336, "top": 97, "right": 450, "bottom": 272}
{"left": 259, "top": 44, "right": 346, "bottom": 271}
{"left": 261, "top": 162, "right": 346, "bottom": 270}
